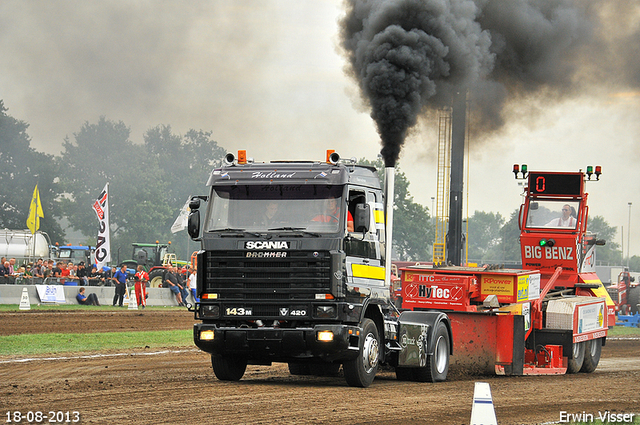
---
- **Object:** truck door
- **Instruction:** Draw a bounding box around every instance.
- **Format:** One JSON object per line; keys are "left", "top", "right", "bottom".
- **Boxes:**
{"left": 345, "top": 188, "right": 386, "bottom": 298}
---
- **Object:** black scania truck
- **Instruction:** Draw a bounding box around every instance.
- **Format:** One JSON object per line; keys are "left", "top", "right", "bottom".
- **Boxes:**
{"left": 187, "top": 150, "right": 451, "bottom": 387}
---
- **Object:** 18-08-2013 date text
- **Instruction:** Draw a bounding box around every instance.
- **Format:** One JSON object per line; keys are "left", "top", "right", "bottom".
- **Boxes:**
{"left": 5, "top": 411, "right": 80, "bottom": 423}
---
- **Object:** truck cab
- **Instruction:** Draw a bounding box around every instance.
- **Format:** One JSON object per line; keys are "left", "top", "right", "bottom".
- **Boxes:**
{"left": 188, "top": 151, "right": 452, "bottom": 387}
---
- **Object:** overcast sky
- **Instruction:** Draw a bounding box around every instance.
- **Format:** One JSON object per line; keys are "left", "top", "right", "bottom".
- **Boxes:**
{"left": 1, "top": 1, "right": 639, "bottom": 258}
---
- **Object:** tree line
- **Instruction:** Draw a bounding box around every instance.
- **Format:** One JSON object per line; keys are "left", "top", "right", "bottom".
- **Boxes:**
{"left": 1, "top": 99, "right": 634, "bottom": 271}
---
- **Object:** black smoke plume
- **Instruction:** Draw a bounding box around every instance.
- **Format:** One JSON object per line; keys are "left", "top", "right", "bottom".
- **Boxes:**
{"left": 339, "top": 0, "right": 630, "bottom": 167}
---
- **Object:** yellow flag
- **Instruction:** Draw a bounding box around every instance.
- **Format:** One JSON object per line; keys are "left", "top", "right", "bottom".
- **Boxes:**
{"left": 26, "top": 184, "right": 44, "bottom": 234}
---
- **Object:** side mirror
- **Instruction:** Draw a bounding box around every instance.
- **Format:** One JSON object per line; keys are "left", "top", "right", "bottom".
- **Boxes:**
{"left": 188, "top": 210, "right": 200, "bottom": 240}
{"left": 353, "top": 203, "right": 370, "bottom": 233}
{"left": 189, "top": 197, "right": 201, "bottom": 210}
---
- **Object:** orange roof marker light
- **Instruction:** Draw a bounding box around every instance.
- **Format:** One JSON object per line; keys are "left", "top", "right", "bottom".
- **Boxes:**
{"left": 326, "top": 150, "right": 340, "bottom": 165}
{"left": 238, "top": 150, "right": 247, "bottom": 165}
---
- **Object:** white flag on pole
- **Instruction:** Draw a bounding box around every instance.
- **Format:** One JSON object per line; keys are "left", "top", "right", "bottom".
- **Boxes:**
{"left": 171, "top": 197, "right": 191, "bottom": 234}
{"left": 92, "top": 183, "right": 111, "bottom": 270}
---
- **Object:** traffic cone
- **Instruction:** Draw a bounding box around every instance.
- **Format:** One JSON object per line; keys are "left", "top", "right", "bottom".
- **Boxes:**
{"left": 127, "top": 286, "right": 138, "bottom": 310}
{"left": 19, "top": 287, "right": 31, "bottom": 311}
{"left": 470, "top": 382, "right": 498, "bottom": 425}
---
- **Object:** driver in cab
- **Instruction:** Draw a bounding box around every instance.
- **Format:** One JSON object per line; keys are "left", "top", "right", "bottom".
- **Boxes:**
{"left": 312, "top": 198, "right": 354, "bottom": 232}
{"left": 546, "top": 204, "right": 576, "bottom": 227}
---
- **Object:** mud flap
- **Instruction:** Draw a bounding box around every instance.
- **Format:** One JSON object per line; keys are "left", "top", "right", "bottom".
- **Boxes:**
{"left": 396, "top": 311, "right": 451, "bottom": 367}
{"left": 447, "top": 312, "right": 525, "bottom": 375}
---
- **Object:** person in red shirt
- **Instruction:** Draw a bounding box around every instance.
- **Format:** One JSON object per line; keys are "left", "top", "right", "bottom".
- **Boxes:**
{"left": 134, "top": 265, "right": 149, "bottom": 309}
{"left": 59, "top": 262, "right": 70, "bottom": 284}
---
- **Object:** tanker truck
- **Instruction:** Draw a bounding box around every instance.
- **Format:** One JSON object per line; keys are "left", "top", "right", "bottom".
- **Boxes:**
{"left": 0, "top": 229, "right": 51, "bottom": 266}
{"left": 187, "top": 150, "right": 452, "bottom": 387}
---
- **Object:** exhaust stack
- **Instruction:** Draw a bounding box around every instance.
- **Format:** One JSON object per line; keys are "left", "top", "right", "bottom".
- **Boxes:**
{"left": 384, "top": 167, "right": 395, "bottom": 287}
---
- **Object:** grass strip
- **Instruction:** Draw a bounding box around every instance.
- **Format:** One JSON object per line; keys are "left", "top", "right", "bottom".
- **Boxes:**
{"left": 0, "top": 330, "right": 193, "bottom": 356}
{"left": 0, "top": 304, "right": 184, "bottom": 312}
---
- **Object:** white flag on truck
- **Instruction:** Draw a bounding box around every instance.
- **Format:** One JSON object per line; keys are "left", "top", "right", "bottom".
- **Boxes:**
{"left": 171, "top": 197, "right": 191, "bottom": 234}
{"left": 92, "top": 183, "right": 111, "bottom": 270}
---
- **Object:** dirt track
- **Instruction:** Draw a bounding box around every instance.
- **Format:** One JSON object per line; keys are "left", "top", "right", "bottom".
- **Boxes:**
{"left": 1, "top": 310, "right": 639, "bottom": 424}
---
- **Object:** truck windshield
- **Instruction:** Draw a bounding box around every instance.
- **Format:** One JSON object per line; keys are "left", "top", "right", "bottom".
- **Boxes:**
{"left": 205, "top": 185, "right": 345, "bottom": 233}
{"left": 526, "top": 199, "right": 580, "bottom": 230}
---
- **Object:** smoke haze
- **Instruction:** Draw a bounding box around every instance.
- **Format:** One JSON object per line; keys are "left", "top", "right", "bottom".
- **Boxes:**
{"left": 339, "top": 0, "right": 640, "bottom": 165}
{"left": 1, "top": 1, "right": 639, "bottom": 252}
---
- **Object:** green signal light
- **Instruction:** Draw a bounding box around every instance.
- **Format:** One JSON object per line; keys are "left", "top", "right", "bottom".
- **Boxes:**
{"left": 539, "top": 238, "right": 555, "bottom": 247}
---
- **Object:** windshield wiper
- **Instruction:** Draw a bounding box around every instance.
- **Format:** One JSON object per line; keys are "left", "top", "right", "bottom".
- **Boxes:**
{"left": 268, "top": 227, "right": 320, "bottom": 237}
{"left": 208, "top": 228, "right": 262, "bottom": 237}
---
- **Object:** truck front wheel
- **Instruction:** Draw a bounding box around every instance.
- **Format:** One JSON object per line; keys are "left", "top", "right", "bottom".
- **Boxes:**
{"left": 580, "top": 338, "right": 602, "bottom": 373}
{"left": 343, "top": 318, "right": 379, "bottom": 388}
{"left": 211, "top": 355, "right": 247, "bottom": 381}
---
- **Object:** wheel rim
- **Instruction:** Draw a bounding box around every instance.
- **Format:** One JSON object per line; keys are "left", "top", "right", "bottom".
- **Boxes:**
{"left": 573, "top": 341, "right": 581, "bottom": 358}
{"left": 434, "top": 335, "right": 448, "bottom": 374}
{"left": 589, "top": 339, "right": 599, "bottom": 357}
{"left": 362, "top": 333, "right": 379, "bottom": 373}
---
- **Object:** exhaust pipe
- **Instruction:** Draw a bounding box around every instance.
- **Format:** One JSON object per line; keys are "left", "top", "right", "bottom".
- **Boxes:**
{"left": 385, "top": 167, "right": 395, "bottom": 288}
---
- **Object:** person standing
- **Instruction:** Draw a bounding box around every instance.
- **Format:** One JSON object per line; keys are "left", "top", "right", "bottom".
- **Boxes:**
{"left": 164, "top": 266, "right": 185, "bottom": 306}
{"left": 43, "top": 260, "right": 54, "bottom": 280}
{"left": 76, "top": 261, "right": 89, "bottom": 286}
{"left": 134, "top": 265, "right": 149, "bottom": 309}
{"left": 30, "top": 260, "right": 44, "bottom": 283}
{"left": 8, "top": 258, "right": 16, "bottom": 275}
{"left": 112, "top": 265, "right": 128, "bottom": 307}
{"left": 187, "top": 267, "right": 198, "bottom": 303}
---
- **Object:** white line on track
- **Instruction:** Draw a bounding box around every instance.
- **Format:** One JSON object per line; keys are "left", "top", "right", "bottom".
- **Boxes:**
{"left": 0, "top": 347, "right": 200, "bottom": 364}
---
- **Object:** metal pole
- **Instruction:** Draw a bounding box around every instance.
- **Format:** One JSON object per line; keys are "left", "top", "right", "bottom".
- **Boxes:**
{"left": 447, "top": 90, "right": 467, "bottom": 266}
{"left": 628, "top": 202, "right": 632, "bottom": 268}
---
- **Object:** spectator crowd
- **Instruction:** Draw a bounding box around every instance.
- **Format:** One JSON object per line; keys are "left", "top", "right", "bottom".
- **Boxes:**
{"left": 0, "top": 256, "right": 198, "bottom": 307}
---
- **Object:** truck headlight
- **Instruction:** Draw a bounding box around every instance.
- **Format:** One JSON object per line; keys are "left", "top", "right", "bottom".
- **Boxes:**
{"left": 315, "top": 305, "right": 337, "bottom": 318}
{"left": 200, "top": 330, "right": 215, "bottom": 341}
{"left": 200, "top": 304, "right": 220, "bottom": 318}
{"left": 317, "top": 331, "right": 334, "bottom": 342}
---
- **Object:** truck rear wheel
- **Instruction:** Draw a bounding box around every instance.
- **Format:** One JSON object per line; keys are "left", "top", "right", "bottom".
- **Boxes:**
{"left": 343, "top": 318, "right": 379, "bottom": 388}
{"left": 567, "top": 341, "right": 585, "bottom": 374}
{"left": 395, "top": 322, "right": 450, "bottom": 382}
{"left": 211, "top": 355, "right": 247, "bottom": 381}
{"left": 417, "top": 322, "right": 450, "bottom": 382}
{"left": 580, "top": 338, "right": 602, "bottom": 373}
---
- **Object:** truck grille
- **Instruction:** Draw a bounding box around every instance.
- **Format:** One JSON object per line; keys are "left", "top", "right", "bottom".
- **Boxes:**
{"left": 204, "top": 250, "right": 331, "bottom": 301}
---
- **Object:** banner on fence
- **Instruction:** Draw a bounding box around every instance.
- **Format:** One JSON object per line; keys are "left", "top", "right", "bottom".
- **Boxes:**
{"left": 35, "top": 285, "right": 67, "bottom": 303}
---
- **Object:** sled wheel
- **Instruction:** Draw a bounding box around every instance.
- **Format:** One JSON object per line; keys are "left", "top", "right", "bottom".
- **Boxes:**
{"left": 580, "top": 338, "right": 602, "bottom": 373}
{"left": 567, "top": 341, "right": 585, "bottom": 374}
